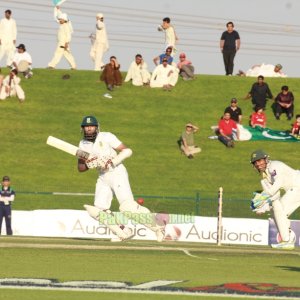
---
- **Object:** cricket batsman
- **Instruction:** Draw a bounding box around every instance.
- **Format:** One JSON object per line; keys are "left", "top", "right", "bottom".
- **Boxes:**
{"left": 250, "top": 150, "right": 300, "bottom": 250}
{"left": 78, "top": 116, "right": 165, "bottom": 242}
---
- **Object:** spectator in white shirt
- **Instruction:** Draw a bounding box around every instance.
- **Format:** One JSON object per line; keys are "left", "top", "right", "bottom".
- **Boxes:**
{"left": 12, "top": 44, "right": 33, "bottom": 78}
{"left": 125, "top": 54, "right": 151, "bottom": 86}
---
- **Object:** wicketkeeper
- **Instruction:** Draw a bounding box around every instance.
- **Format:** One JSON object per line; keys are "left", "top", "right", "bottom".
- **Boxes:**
{"left": 78, "top": 116, "right": 165, "bottom": 242}
{"left": 250, "top": 150, "right": 300, "bottom": 250}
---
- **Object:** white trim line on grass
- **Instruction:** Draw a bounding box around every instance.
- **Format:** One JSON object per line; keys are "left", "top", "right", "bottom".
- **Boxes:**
{"left": 0, "top": 285, "right": 299, "bottom": 299}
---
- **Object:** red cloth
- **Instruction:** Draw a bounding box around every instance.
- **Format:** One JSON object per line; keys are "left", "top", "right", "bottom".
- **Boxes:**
{"left": 251, "top": 112, "right": 266, "bottom": 127}
{"left": 292, "top": 122, "right": 300, "bottom": 134}
{"left": 218, "top": 119, "right": 237, "bottom": 135}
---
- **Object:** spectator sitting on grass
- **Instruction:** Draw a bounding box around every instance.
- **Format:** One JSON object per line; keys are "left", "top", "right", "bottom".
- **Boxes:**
{"left": 0, "top": 69, "right": 25, "bottom": 102}
{"left": 100, "top": 56, "right": 122, "bottom": 91}
{"left": 124, "top": 54, "right": 151, "bottom": 86}
{"left": 179, "top": 123, "right": 201, "bottom": 159}
{"left": 177, "top": 52, "right": 195, "bottom": 81}
{"left": 291, "top": 114, "right": 300, "bottom": 137}
{"left": 250, "top": 106, "right": 266, "bottom": 128}
{"left": 224, "top": 97, "right": 242, "bottom": 124}
{"left": 218, "top": 112, "right": 239, "bottom": 148}
{"left": 153, "top": 47, "right": 173, "bottom": 66}
{"left": 150, "top": 57, "right": 178, "bottom": 91}
{"left": 274, "top": 85, "right": 294, "bottom": 121}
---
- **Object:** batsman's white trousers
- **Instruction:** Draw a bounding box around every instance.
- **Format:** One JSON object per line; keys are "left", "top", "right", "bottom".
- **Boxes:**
{"left": 48, "top": 44, "right": 76, "bottom": 69}
{"left": 272, "top": 187, "right": 300, "bottom": 241}
{"left": 0, "top": 41, "right": 15, "bottom": 66}
{"left": 94, "top": 164, "right": 135, "bottom": 210}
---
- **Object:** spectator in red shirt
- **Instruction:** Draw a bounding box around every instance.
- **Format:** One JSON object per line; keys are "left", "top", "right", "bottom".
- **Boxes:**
{"left": 218, "top": 112, "right": 240, "bottom": 147}
{"left": 291, "top": 114, "right": 300, "bottom": 137}
{"left": 250, "top": 106, "right": 266, "bottom": 128}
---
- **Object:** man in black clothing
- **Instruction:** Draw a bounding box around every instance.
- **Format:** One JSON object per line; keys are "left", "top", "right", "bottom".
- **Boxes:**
{"left": 220, "top": 21, "right": 240, "bottom": 76}
{"left": 245, "top": 75, "right": 273, "bottom": 109}
{"left": 0, "top": 176, "right": 15, "bottom": 235}
{"left": 224, "top": 98, "right": 242, "bottom": 123}
{"left": 274, "top": 85, "right": 294, "bottom": 120}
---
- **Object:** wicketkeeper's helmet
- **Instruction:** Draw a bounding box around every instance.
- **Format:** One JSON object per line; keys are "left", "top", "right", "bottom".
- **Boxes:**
{"left": 250, "top": 150, "right": 269, "bottom": 164}
{"left": 81, "top": 116, "right": 99, "bottom": 141}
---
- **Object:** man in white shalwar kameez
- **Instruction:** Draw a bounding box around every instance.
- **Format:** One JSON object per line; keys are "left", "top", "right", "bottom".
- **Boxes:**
{"left": 239, "top": 63, "right": 287, "bottom": 78}
{"left": 157, "top": 17, "right": 178, "bottom": 56}
{"left": 125, "top": 54, "right": 151, "bottom": 86}
{"left": 0, "top": 69, "right": 25, "bottom": 102}
{"left": 150, "top": 58, "right": 178, "bottom": 89}
{"left": 48, "top": 8, "right": 76, "bottom": 69}
{"left": 0, "top": 10, "right": 17, "bottom": 67}
{"left": 90, "top": 13, "right": 109, "bottom": 71}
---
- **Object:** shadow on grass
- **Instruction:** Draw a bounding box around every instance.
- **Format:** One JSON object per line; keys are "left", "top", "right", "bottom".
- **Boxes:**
{"left": 277, "top": 266, "right": 300, "bottom": 272}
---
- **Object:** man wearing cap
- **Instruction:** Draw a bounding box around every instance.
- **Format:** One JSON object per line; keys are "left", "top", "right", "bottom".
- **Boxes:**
{"left": 0, "top": 176, "right": 15, "bottom": 235}
{"left": 250, "top": 150, "right": 300, "bottom": 250}
{"left": 241, "top": 63, "right": 287, "bottom": 78}
{"left": 78, "top": 116, "right": 165, "bottom": 242}
{"left": 12, "top": 44, "right": 33, "bottom": 78}
{"left": 0, "top": 10, "right": 17, "bottom": 67}
{"left": 150, "top": 57, "right": 178, "bottom": 90}
{"left": 224, "top": 98, "right": 242, "bottom": 124}
{"left": 179, "top": 123, "right": 201, "bottom": 159}
{"left": 177, "top": 53, "right": 195, "bottom": 81}
{"left": 48, "top": 7, "right": 76, "bottom": 69}
{"left": 90, "top": 13, "right": 109, "bottom": 71}
{"left": 125, "top": 54, "right": 151, "bottom": 86}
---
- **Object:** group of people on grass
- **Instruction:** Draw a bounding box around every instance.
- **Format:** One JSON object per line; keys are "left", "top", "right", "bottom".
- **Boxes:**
{"left": 179, "top": 76, "right": 298, "bottom": 156}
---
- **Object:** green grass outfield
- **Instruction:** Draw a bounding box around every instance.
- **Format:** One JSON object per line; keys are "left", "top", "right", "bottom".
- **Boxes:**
{"left": 0, "top": 237, "right": 299, "bottom": 300}
{"left": 0, "top": 68, "right": 299, "bottom": 219}
{"left": 0, "top": 69, "right": 300, "bottom": 299}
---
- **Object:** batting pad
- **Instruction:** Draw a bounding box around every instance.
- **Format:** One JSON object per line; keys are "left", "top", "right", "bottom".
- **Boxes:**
{"left": 84, "top": 205, "right": 129, "bottom": 239}
{"left": 119, "top": 200, "right": 162, "bottom": 232}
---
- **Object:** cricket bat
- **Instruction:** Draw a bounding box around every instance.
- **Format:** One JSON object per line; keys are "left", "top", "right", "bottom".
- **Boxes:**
{"left": 46, "top": 136, "right": 90, "bottom": 160}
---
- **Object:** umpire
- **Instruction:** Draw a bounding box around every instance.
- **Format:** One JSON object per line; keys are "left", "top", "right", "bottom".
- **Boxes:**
{"left": 0, "top": 176, "right": 15, "bottom": 235}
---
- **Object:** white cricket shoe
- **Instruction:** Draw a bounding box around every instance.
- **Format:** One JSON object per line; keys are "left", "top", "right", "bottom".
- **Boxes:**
{"left": 155, "top": 228, "right": 165, "bottom": 242}
{"left": 271, "top": 241, "right": 295, "bottom": 250}
{"left": 110, "top": 227, "right": 134, "bottom": 243}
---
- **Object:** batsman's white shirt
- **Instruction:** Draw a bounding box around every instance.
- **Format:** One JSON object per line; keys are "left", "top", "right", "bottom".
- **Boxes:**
{"left": 79, "top": 132, "right": 134, "bottom": 210}
{"left": 261, "top": 160, "right": 300, "bottom": 215}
